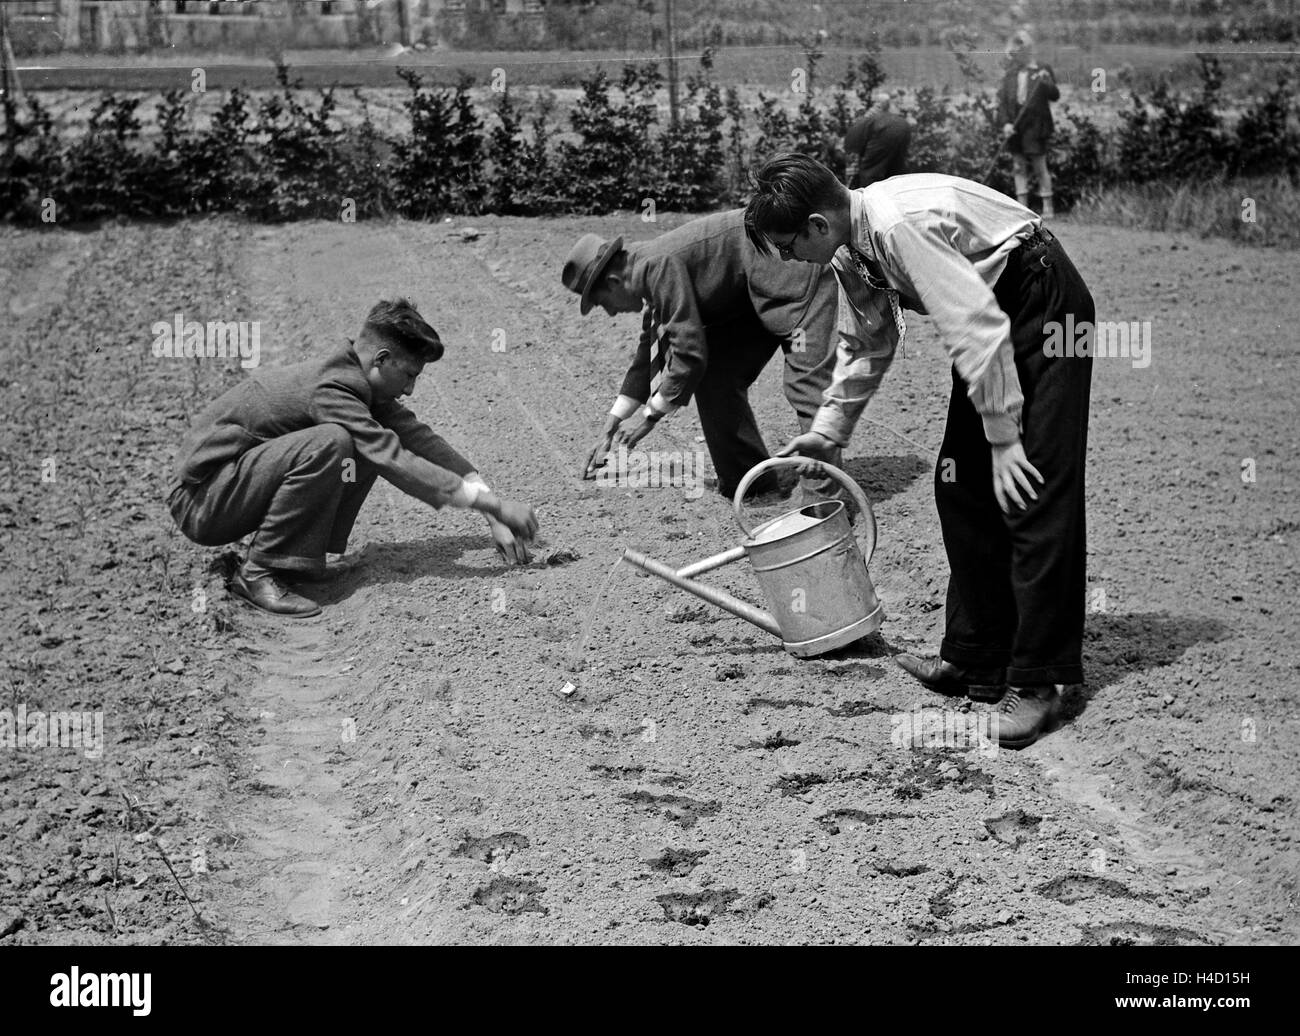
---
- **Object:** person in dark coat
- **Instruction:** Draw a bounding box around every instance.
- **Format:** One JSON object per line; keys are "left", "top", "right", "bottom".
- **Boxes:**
{"left": 562, "top": 210, "right": 897, "bottom": 506}
{"left": 997, "top": 29, "right": 1059, "bottom": 218}
{"left": 842, "top": 104, "right": 912, "bottom": 189}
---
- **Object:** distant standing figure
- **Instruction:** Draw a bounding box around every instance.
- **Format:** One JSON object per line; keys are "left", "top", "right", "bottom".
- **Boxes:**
{"left": 842, "top": 105, "right": 912, "bottom": 188}
{"left": 997, "top": 30, "right": 1059, "bottom": 218}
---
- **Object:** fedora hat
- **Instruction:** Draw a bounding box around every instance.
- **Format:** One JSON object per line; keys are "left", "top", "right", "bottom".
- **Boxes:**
{"left": 561, "top": 233, "right": 624, "bottom": 315}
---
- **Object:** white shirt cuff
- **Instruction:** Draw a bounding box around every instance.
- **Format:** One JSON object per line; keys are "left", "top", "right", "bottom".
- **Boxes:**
{"left": 449, "top": 476, "right": 486, "bottom": 508}
{"left": 647, "top": 392, "right": 681, "bottom": 418}
{"left": 610, "top": 395, "right": 641, "bottom": 421}
{"left": 810, "top": 407, "right": 853, "bottom": 447}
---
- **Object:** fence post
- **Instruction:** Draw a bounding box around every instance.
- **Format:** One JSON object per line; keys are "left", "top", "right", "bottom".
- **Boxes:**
{"left": 665, "top": 0, "right": 679, "bottom": 128}
{"left": 0, "top": 2, "right": 16, "bottom": 163}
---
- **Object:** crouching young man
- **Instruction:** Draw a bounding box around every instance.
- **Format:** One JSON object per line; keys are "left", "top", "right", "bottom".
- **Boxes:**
{"left": 745, "top": 155, "right": 1094, "bottom": 749}
{"left": 167, "top": 299, "right": 539, "bottom": 617}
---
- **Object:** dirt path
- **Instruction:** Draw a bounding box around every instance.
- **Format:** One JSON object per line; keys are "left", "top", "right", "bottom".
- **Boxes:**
{"left": 4, "top": 214, "right": 1295, "bottom": 945}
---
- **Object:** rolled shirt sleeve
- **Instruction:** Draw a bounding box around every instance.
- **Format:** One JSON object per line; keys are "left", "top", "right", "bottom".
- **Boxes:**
{"left": 809, "top": 254, "right": 901, "bottom": 446}
{"left": 877, "top": 219, "right": 1025, "bottom": 444}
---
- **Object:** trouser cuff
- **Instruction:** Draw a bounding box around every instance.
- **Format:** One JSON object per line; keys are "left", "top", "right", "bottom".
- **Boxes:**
{"left": 247, "top": 547, "right": 325, "bottom": 574}
{"left": 1007, "top": 663, "right": 1083, "bottom": 686}
{"left": 940, "top": 638, "right": 1010, "bottom": 670}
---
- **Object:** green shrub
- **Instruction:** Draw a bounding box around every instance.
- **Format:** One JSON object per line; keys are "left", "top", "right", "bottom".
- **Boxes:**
{"left": 1, "top": 48, "right": 1295, "bottom": 250}
{"left": 390, "top": 69, "right": 486, "bottom": 219}
{"left": 557, "top": 64, "right": 662, "bottom": 212}
{"left": 655, "top": 49, "right": 727, "bottom": 210}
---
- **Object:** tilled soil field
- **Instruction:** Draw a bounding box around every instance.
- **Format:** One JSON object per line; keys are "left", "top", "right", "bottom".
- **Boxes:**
{"left": 1, "top": 212, "right": 1296, "bottom": 945}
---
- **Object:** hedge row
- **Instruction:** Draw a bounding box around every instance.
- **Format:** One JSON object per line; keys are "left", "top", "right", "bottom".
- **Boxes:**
{"left": 1, "top": 51, "right": 1296, "bottom": 225}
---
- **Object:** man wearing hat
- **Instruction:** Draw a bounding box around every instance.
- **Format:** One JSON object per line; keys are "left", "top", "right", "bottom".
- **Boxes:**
{"left": 561, "top": 210, "right": 898, "bottom": 503}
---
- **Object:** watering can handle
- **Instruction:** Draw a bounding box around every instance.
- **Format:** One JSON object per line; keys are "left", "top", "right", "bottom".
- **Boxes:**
{"left": 733, "top": 457, "right": 877, "bottom": 566}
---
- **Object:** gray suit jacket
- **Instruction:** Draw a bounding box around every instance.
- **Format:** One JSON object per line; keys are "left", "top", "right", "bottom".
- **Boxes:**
{"left": 174, "top": 344, "right": 475, "bottom": 509}
{"left": 620, "top": 208, "right": 836, "bottom": 406}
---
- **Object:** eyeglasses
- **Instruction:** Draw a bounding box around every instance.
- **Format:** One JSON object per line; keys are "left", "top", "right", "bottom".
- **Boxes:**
{"left": 770, "top": 233, "right": 800, "bottom": 259}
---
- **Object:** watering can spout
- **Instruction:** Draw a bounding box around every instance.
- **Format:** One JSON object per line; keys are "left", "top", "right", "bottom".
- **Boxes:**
{"left": 621, "top": 549, "right": 783, "bottom": 638}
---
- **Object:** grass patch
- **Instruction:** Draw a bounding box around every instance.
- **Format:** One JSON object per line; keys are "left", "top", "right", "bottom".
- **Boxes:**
{"left": 1070, "top": 175, "right": 1300, "bottom": 248}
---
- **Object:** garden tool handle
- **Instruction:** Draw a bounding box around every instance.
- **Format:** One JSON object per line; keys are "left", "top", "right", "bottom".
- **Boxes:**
{"left": 733, "top": 457, "right": 877, "bottom": 566}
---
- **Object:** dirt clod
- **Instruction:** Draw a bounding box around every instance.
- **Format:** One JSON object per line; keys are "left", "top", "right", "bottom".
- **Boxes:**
{"left": 1035, "top": 873, "right": 1156, "bottom": 906}
{"left": 451, "top": 832, "right": 531, "bottom": 864}
{"left": 470, "top": 877, "right": 548, "bottom": 915}
{"left": 984, "top": 810, "right": 1043, "bottom": 846}
{"left": 654, "top": 889, "right": 741, "bottom": 927}
{"left": 646, "top": 848, "right": 709, "bottom": 877}
{"left": 816, "top": 810, "right": 908, "bottom": 835}
{"left": 620, "top": 791, "right": 720, "bottom": 829}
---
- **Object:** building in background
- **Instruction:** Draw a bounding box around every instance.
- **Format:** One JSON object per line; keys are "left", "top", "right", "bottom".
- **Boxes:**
{"left": 4, "top": 0, "right": 549, "bottom": 54}
{"left": 6, "top": 1, "right": 1296, "bottom": 55}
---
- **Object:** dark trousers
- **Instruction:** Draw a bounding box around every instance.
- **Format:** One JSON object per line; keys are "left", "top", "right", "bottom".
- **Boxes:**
{"left": 168, "top": 424, "right": 376, "bottom": 574}
{"left": 936, "top": 233, "right": 1093, "bottom": 686}
{"left": 696, "top": 294, "right": 842, "bottom": 502}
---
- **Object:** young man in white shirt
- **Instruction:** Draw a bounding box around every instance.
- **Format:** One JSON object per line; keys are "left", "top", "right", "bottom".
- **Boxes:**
{"left": 744, "top": 153, "right": 1095, "bottom": 749}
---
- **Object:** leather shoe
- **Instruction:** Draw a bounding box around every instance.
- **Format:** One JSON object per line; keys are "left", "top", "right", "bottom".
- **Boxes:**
{"left": 230, "top": 571, "right": 321, "bottom": 617}
{"left": 991, "top": 684, "right": 1061, "bottom": 749}
{"left": 895, "top": 654, "right": 1006, "bottom": 702}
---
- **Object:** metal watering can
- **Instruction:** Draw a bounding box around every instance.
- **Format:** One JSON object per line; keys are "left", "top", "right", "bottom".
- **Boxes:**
{"left": 622, "top": 458, "right": 882, "bottom": 657}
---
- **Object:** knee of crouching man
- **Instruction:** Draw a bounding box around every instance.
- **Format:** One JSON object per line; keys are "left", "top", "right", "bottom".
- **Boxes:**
{"left": 314, "top": 423, "right": 356, "bottom": 457}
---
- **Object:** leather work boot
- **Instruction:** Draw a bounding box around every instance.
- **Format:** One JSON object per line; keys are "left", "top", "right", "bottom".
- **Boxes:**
{"left": 991, "top": 684, "right": 1062, "bottom": 749}
{"left": 895, "top": 654, "right": 1007, "bottom": 702}
{"left": 230, "top": 570, "right": 322, "bottom": 618}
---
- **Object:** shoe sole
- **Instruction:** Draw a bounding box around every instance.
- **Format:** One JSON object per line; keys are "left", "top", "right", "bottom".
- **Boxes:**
{"left": 229, "top": 586, "right": 322, "bottom": 619}
{"left": 995, "top": 729, "right": 1043, "bottom": 750}
{"left": 896, "top": 661, "right": 1006, "bottom": 703}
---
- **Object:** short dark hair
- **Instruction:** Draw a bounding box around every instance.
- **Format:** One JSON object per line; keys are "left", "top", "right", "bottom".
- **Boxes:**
{"left": 743, "top": 152, "right": 847, "bottom": 254}
{"left": 360, "top": 298, "right": 444, "bottom": 363}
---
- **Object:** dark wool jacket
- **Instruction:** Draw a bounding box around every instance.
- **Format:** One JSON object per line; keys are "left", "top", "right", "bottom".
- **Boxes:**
{"left": 997, "top": 63, "right": 1060, "bottom": 156}
{"left": 173, "top": 344, "right": 475, "bottom": 509}
{"left": 618, "top": 208, "right": 837, "bottom": 408}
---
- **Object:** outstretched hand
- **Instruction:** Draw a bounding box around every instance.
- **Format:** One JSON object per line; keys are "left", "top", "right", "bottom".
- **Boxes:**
{"left": 494, "top": 499, "right": 539, "bottom": 540}
{"left": 612, "top": 412, "right": 656, "bottom": 450}
{"left": 775, "top": 431, "right": 837, "bottom": 477}
{"left": 487, "top": 514, "right": 531, "bottom": 565}
{"left": 583, "top": 414, "right": 622, "bottom": 478}
{"left": 990, "top": 440, "right": 1043, "bottom": 513}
